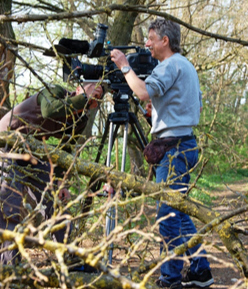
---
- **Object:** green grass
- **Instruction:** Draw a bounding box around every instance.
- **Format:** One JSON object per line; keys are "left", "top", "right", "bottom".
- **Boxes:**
{"left": 195, "top": 168, "right": 248, "bottom": 189}
{"left": 189, "top": 189, "right": 216, "bottom": 205}
{"left": 189, "top": 168, "right": 248, "bottom": 205}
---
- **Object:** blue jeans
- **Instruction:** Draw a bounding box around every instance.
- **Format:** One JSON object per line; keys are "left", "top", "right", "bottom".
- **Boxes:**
{"left": 156, "top": 138, "right": 210, "bottom": 285}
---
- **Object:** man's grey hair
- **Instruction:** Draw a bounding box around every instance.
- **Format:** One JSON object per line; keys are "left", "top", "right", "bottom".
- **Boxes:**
{"left": 148, "top": 18, "right": 182, "bottom": 53}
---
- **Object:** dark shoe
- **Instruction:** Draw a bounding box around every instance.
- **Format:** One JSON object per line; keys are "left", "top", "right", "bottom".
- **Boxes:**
{"left": 156, "top": 279, "right": 182, "bottom": 289}
{"left": 69, "top": 263, "right": 98, "bottom": 273}
{"left": 67, "top": 255, "right": 98, "bottom": 273}
{"left": 181, "top": 269, "right": 214, "bottom": 288}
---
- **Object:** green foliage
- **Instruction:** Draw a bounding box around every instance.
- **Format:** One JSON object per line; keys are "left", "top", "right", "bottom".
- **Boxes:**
{"left": 189, "top": 168, "right": 248, "bottom": 205}
{"left": 197, "top": 70, "right": 248, "bottom": 172}
{"left": 46, "top": 137, "right": 59, "bottom": 146}
{"left": 189, "top": 189, "right": 215, "bottom": 205}
{"left": 196, "top": 168, "right": 248, "bottom": 189}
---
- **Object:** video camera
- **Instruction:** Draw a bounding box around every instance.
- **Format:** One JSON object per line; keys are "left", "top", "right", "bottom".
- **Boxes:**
{"left": 44, "top": 24, "right": 158, "bottom": 87}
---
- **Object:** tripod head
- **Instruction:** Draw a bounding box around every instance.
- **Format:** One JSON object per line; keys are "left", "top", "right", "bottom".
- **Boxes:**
{"left": 110, "top": 83, "right": 132, "bottom": 113}
{"left": 109, "top": 83, "right": 151, "bottom": 127}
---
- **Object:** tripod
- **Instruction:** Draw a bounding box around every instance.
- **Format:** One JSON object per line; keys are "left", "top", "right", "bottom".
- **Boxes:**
{"left": 93, "top": 83, "right": 153, "bottom": 264}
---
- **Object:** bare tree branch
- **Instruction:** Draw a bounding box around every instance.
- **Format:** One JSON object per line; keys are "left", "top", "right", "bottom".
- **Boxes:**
{"left": 0, "top": 36, "right": 50, "bottom": 91}
{"left": 0, "top": 227, "right": 158, "bottom": 288}
{"left": 12, "top": 0, "right": 64, "bottom": 13}
{"left": 0, "top": 4, "right": 247, "bottom": 46}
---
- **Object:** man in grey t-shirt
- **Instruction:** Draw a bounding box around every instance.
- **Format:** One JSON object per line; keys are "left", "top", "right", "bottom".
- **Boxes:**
{"left": 110, "top": 19, "right": 213, "bottom": 289}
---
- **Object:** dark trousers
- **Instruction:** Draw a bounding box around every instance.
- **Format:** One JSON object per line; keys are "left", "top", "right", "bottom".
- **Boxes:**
{"left": 156, "top": 138, "right": 210, "bottom": 284}
{"left": 0, "top": 157, "right": 71, "bottom": 265}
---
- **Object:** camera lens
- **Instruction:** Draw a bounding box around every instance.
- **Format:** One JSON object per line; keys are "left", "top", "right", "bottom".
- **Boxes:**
{"left": 80, "top": 64, "right": 103, "bottom": 80}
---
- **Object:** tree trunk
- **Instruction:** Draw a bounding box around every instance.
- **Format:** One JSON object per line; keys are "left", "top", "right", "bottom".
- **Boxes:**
{"left": 109, "top": 0, "right": 145, "bottom": 46}
{"left": 0, "top": 0, "right": 16, "bottom": 118}
{"left": 108, "top": 0, "right": 147, "bottom": 175}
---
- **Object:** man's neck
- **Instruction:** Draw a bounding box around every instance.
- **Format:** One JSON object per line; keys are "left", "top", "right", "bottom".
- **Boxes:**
{"left": 161, "top": 50, "right": 176, "bottom": 61}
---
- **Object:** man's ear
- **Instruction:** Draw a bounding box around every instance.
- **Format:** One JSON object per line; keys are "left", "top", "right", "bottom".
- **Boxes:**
{"left": 162, "top": 35, "right": 169, "bottom": 46}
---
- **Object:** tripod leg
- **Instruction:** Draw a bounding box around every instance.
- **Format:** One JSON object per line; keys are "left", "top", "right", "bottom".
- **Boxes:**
{"left": 106, "top": 121, "right": 129, "bottom": 264}
{"left": 95, "top": 115, "right": 111, "bottom": 163}
{"left": 105, "top": 121, "right": 120, "bottom": 265}
{"left": 121, "top": 122, "right": 129, "bottom": 172}
{"left": 129, "top": 113, "right": 148, "bottom": 149}
{"left": 83, "top": 117, "right": 112, "bottom": 229}
{"left": 106, "top": 193, "right": 115, "bottom": 265}
{"left": 91, "top": 116, "right": 120, "bottom": 192}
{"left": 106, "top": 122, "right": 114, "bottom": 166}
{"left": 89, "top": 117, "right": 118, "bottom": 265}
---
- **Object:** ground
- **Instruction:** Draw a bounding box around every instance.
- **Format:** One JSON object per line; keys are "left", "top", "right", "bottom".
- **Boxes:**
{"left": 28, "top": 180, "right": 248, "bottom": 289}
{"left": 111, "top": 180, "right": 248, "bottom": 289}
{"left": 200, "top": 180, "right": 248, "bottom": 289}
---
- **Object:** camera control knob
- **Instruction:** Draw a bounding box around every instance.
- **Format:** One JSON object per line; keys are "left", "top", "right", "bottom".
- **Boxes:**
{"left": 121, "top": 66, "right": 131, "bottom": 75}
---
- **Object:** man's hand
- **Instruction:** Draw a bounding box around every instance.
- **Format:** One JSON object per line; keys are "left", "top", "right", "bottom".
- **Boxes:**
{"left": 110, "top": 49, "right": 129, "bottom": 70}
{"left": 76, "top": 83, "right": 103, "bottom": 109}
{"left": 103, "top": 183, "right": 115, "bottom": 195}
{"left": 58, "top": 188, "right": 71, "bottom": 204}
{"left": 145, "top": 101, "right": 152, "bottom": 118}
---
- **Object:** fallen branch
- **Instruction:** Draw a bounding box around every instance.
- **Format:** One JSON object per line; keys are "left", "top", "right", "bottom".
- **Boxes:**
{"left": 0, "top": 131, "right": 248, "bottom": 278}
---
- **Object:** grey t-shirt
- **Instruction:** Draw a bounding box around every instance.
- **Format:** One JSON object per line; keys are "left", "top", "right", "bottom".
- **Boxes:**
{"left": 145, "top": 53, "right": 202, "bottom": 138}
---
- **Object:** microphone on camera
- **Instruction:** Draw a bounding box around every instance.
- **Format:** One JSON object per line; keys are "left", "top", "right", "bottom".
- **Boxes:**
{"left": 59, "top": 38, "right": 90, "bottom": 54}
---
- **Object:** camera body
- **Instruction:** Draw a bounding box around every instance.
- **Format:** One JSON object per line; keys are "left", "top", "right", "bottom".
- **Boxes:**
{"left": 58, "top": 24, "right": 158, "bottom": 85}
